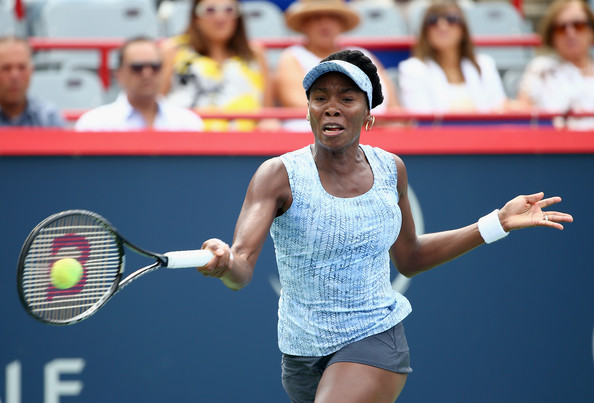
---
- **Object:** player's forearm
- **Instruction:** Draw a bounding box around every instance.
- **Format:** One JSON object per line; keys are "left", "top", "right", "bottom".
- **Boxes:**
{"left": 397, "top": 224, "right": 484, "bottom": 277}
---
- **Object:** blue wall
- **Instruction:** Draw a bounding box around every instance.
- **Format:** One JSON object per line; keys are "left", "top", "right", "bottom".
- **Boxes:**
{"left": 1, "top": 153, "right": 593, "bottom": 402}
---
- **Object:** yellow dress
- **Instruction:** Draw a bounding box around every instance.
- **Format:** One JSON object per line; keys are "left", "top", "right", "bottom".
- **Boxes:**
{"left": 166, "top": 34, "right": 264, "bottom": 131}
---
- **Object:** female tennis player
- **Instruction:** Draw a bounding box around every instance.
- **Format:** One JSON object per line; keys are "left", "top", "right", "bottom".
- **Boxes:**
{"left": 197, "top": 50, "right": 573, "bottom": 403}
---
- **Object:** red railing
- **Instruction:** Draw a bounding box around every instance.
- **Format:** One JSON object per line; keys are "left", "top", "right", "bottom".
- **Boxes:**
{"left": 60, "top": 107, "right": 594, "bottom": 127}
{"left": 30, "top": 38, "right": 121, "bottom": 89}
{"left": 29, "top": 35, "right": 543, "bottom": 89}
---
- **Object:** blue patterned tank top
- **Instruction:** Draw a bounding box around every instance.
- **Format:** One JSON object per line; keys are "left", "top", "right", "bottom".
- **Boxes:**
{"left": 270, "top": 144, "right": 412, "bottom": 356}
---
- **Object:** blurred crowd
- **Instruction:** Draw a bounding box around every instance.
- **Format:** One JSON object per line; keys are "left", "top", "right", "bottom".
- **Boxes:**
{"left": 1, "top": 0, "right": 594, "bottom": 130}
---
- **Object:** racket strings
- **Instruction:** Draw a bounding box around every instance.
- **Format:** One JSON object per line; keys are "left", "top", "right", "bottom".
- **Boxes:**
{"left": 21, "top": 214, "right": 122, "bottom": 323}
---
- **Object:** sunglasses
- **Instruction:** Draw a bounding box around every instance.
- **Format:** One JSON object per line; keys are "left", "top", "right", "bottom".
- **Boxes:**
{"left": 195, "top": 3, "right": 240, "bottom": 18}
{"left": 552, "top": 20, "right": 592, "bottom": 35}
{"left": 127, "top": 62, "right": 162, "bottom": 74}
{"left": 426, "top": 13, "right": 464, "bottom": 27}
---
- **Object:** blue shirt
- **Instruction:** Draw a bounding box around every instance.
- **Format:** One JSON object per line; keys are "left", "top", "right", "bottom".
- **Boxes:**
{"left": 0, "top": 96, "right": 65, "bottom": 128}
{"left": 271, "top": 144, "right": 412, "bottom": 356}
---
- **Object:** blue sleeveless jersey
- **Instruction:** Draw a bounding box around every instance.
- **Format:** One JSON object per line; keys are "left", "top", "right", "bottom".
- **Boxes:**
{"left": 270, "top": 144, "right": 412, "bottom": 356}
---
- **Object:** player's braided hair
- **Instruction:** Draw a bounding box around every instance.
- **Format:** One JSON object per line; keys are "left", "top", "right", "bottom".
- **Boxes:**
{"left": 321, "top": 49, "right": 384, "bottom": 109}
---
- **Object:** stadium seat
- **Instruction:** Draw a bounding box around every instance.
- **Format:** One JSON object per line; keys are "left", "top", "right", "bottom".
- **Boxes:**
{"left": 0, "top": 3, "right": 26, "bottom": 37}
{"left": 385, "top": 66, "right": 401, "bottom": 102}
{"left": 405, "top": 0, "right": 428, "bottom": 36}
{"left": 464, "top": 2, "right": 534, "bottom": 72}
{"left": 157, "top": 0, "right": 191, "bottom": 37}
{"left": 29, "top": 68, "right": 105, "bottom": 110}
{"left": 385, "top": 66, "right": 399, "bottom": 86}
{"left": 241, "top": 1, "right": 288, "bottom": 39}
{"left": 25, "top": 0, "right": 59, "bottom": 37}
{"left": 32, "top": 0, "right": 159, "bottom": 70}
{"left": 346, "top": 2, "right": 407, "bottom": 37}
{"left": 241, "top": 1, "right": 288, "bottom": 71}
{"left": 501, "top": 67, "right": 524, "bottom": 98}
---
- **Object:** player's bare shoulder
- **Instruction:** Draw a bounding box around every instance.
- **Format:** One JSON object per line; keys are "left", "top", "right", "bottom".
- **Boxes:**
{"left": 247, "top": 157, "right": 292, "bottom": 211}
{"left": 254, "top": 157, "right": 289, "bottom": 183}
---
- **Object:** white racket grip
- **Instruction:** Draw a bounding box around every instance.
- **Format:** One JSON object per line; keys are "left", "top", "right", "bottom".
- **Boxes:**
{"left": 164, "top": 250, "right": 214, "bottom": 268}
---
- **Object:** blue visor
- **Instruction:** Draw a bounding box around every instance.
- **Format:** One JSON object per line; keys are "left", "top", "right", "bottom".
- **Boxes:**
{"left": 302, "top": 60, "right": 373, "bottom": 110}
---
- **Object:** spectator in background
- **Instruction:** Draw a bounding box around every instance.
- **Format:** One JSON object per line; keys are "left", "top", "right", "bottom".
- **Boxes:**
{"left": 516, "top": 0, "right": 594, "bottom": 129}
{"left": 75, "top": 37, "right": 204, "bottom": 131}
{"left": 159, "top": 0, "right": 278, "bottom": 131}
{"left": 275, "top": 0, "right": 401, "bottom": 131}
{"left": 0, "top": 36, "right": 64, "bottom": 128}
{"left": 398, "top": 0, "right": 508, "bottom": 113}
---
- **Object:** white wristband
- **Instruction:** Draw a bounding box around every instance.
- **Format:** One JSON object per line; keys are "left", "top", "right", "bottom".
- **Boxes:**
{"left": 478, "top": 209, "right": 508, "bottom": 244}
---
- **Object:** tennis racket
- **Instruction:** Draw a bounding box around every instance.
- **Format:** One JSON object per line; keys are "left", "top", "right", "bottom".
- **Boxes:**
{"left": 17, "top": 209, "right": 213, "bottom": 326}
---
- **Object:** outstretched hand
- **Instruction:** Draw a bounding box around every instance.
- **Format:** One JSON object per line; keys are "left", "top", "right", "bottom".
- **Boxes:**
{"left": 499, "top": 192, "right": 574, "bottom": 232}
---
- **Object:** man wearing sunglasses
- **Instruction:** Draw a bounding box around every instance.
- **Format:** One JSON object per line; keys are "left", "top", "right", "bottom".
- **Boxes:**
{"left": 76, "top": 36, "right": 204, "bottom": 131}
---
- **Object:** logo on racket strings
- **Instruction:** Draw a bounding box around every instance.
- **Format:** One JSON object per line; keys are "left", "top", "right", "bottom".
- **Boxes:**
{"left": 46, "top": 234, "right": 90, "bottom": 301}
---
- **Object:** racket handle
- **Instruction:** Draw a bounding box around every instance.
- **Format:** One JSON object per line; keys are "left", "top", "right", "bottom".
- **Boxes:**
{"left": 164, "top": 250, "right": 214, "bottom": 268}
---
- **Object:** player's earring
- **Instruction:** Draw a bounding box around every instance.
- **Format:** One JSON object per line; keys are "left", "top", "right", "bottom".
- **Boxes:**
{"left": 365, "top": 116, "right": 375, "bottom": 131}
{"left": 306, "top": 112, "right": 310, "bottom": 122}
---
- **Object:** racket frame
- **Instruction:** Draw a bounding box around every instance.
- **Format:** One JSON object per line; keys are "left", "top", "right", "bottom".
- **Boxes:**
{"left": 17, "top": 209, "right": 169, "bottom": 325}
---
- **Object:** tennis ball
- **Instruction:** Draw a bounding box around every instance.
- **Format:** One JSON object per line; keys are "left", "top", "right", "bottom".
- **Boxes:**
{"left": 50, "top": 258, "right": 83, "bottom": 289}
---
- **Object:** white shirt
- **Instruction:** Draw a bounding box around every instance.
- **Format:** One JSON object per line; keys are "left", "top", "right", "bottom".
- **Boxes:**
{"left": 446, "top": 83, "right": 475, "bottom": 111}
{"left": 75, "top": 93, "right": 204, "bottom": 131}
{"left": 398, "top": 54, "right": 506, "bottom": 113}
{"left": 518, "top": 54, "right": 594, "bottom": 129}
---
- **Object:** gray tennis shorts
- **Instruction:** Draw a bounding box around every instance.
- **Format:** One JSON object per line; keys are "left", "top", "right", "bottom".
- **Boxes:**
{"left": 281, "top": 322, "right": 412, "bottom": 403}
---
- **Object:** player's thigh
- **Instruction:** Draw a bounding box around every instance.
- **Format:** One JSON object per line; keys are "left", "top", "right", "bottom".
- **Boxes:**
{"left": 315, "top": 361, "right": 407, "bottom": 403}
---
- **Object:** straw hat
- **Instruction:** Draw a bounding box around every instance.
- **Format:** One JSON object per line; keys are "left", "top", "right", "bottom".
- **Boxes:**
{"left": 285, "top": 0, "right": 361, "bottom": 34}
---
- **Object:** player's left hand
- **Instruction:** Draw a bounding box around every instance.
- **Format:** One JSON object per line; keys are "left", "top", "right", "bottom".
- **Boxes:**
{"left": 499, "top": 192, "right": 574, "bottom": 231}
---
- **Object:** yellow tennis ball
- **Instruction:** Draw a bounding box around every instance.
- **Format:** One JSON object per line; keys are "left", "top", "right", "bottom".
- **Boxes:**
{"left": 51, "top": 258, "right": 83, "bottom": 289}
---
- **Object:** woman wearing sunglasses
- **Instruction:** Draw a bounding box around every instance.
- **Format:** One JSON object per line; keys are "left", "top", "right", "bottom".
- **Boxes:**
{"left": 516, "top": 0, "right": 594, "bottom": 129}
{"left": 159, "top": 0, "right": 278, "bottom": 131}
{"left": 397, "top": 0, "right": 508, "bottom": 114}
